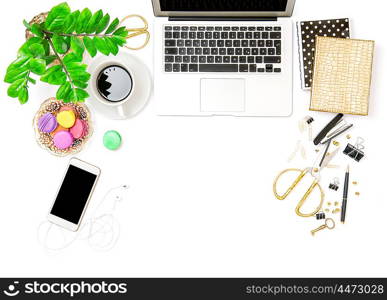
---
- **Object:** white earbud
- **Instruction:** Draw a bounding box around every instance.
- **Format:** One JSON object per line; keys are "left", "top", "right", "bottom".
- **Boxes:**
{"left": 112, "top": 185, "right": 129, "bottom": 202}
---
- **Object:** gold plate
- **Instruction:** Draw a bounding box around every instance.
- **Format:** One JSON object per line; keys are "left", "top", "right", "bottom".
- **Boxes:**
{"left": 33, "top": 98, "right": 93, "bottom": 157}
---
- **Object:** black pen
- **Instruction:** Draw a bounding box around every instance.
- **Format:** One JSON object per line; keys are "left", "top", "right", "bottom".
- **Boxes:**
{"left": 340, "top": 165, "right": 350, "bottom": 223}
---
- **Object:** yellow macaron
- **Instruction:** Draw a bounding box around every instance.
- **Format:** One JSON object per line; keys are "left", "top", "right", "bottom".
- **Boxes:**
{"left": 56, "top": 110, "right": 76, "bottom": 128}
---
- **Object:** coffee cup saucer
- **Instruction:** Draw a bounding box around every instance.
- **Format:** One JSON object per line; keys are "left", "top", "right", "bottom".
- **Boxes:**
{"left": 86, "top": 51, "right": 152, "bottom": 119}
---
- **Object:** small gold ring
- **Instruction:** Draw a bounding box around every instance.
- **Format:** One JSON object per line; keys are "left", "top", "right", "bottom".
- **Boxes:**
{"left": 325, "top": 218, "right": 335, "bottom": 229}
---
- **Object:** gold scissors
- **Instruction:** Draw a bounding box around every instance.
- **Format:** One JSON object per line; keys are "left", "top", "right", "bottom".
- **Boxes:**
{"left": 119, "top": 14, "right": 150, "bottom": 50}
{"left": 273, "top": 140, "right": 338, "bottom": 217}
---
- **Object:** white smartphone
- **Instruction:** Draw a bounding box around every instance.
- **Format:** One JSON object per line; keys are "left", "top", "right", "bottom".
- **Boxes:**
{"left": 47, "top": 158, "right": 101, "bottom": 231}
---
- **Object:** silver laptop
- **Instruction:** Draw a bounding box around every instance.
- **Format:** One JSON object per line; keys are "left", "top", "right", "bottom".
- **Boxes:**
{"left": 153, "top": 0, "right": 295, "bottom": 116}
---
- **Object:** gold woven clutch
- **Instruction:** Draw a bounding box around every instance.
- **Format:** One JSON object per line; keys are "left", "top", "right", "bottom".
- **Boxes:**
{"left": 310, "top": 36, "right": 374, "bottom": 115}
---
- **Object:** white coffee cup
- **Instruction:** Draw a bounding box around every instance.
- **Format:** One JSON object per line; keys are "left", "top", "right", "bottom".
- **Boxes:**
{"left": 87, "top": 52, "right": 151, "bottom": 119}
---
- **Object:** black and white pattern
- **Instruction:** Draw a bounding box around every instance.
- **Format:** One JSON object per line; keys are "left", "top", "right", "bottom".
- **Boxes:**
{"left": 297, "top": 18, "right": 350, "bottom": 89}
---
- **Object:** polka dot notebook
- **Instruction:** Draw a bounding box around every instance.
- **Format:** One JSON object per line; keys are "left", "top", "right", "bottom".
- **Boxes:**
{"left": 296, "top": 18, "right": 350, "bottom": 90}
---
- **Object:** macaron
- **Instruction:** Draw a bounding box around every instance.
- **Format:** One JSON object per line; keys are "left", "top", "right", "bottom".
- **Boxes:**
{"left": 38, "top": 113, "right": 57, "bottom": 133}
{"left": 59, "top": 105, "right": 77, "bottom": 116}
{"left": 70, "top": 119, "right": 88, "bottom": 139}
{"left": 53, "top": 131, "right": 74, "bottom": 150}
{"left": 103, "top": 130, "right": 122, "bottom": 150}
{"left": 50, "top": 124, "right": 69, "bottom": 136}
{"left": 56, "top": 110, "right": 76, "bottom": 128}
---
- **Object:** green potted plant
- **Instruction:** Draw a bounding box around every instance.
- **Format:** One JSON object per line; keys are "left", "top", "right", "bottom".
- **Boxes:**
{"left": 4, "top": 2, "right": 131, "bottom": 104}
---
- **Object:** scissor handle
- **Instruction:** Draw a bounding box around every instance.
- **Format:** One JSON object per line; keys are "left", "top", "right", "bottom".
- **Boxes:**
{"left": 294, "top": 179, "right": 325, "bottom": 217}
{"left": 273, "top": 168, "right": 308, "bottom": 200}
{"left": 119, "top": 14, "right": 150, "bottom": 50}
{"left": 273, "top": 168, "right": 325, "bottom": 217}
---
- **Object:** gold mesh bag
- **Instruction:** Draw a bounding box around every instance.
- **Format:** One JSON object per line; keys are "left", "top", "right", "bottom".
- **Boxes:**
{"left": 310, "top": 36, "right": 374, "bottom": 115}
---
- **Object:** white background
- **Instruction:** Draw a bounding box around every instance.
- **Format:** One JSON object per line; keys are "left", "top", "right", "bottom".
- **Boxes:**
{"left": 0, "top": 0, "right": 386, "bottom": 277}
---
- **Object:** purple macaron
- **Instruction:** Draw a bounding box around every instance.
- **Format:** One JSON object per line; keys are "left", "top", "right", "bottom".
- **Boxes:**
{"left": 53, "top": 131, "right": 74, "bottom": 150}
{"left": 38, "top": 113, "right": 58, "bottom": 133}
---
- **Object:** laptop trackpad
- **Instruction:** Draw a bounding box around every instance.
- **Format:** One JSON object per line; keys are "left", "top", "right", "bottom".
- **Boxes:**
{"left": 200, "top": 78, "right": 245, "bottom": 112}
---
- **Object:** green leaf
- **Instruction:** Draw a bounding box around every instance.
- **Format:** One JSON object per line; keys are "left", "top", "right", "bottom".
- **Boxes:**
{"left": 27, "top": 77, "right": 36, "bottom": 84}
{"left": 63, "top": 36, "right": 71, "bottom": 47}
{"left": 56, "top": 81, "right": 71, "bottom": 100}
{"left": 29, "top": 43, "right": 45, "bottom": 57}
{"left": 63, "top": 52, "right": 82, "bottom": 64}
{"left": 40, "top": 65, "right": 62, "bottom": 83}
{"left": 7, "top": 78, "right": 27, "bottom": 98}
{"left": 62, "top": 13, "right": 74, "bottom": 33}
{"left": 86, "top": 9, "right": 103, "bottom": 34}
{"left": 6, "top": 56, "right": 31, "bottom": 73}
{"left": 5, "top": 54, "right": 31, "bottom": 80}
{"left": 70, "top": 36, "right": 84, "bottom": 56}
{"left": 42, "top": 65, "right": 61, "bottom": 76}
{"left": 113, "top": 26, "right": 128, "bottom": 37}
{"left": 52, "top": 34, "right": 69, "bottom": 54}
{"left": 111, "top": 36, "right": 127, "bottom": 47}
{"left": 63, "top": 90, "right": 73, "bottom": 102}
{"left": 76, "top": 8, "right": 92, "bottom": 33}
{"left": 29, "top": 58, "right": 46, "bottom": 75}
{"left": 69, "top": 69, "right": 91, "bottom": 82}
{"left": 95, "top": 13, "right": 110, "bottom": 34}
{"left": 41, "top": 39, "right": 51, "bottom": 56}
{"left": 66, "top": 63, "right": 88, "bottom": 81}
{"left": 94, "top": 37, "right": 110, "bottom": 55}
{"left": 66, "top": 62, "right": 87, "bottom": 72}
{"left": 83, "top": 36, "right": 97, "bottom": 57}
{"left": 63, "top": 92, "right": 72, "bottom": 103}
{"left": 31, "top": 24, "right": 44, "bottom": 38}
{"left": 4, "top": 68, "right": 29, "bottom": 84}
{"left": 44, "top": 55, "right": 57, "bottom": 65}
{"left": 23, "top": 19, "right": 31, "bottom": 30}
{"left": 48, "top": 70, "right": 67, "bottom": 85}
{"left": 73, "top": 80, "right": 88, "bottom": 89}
{"left": 71, "top": 88, "right": 89, "bottom": 102}
{"left": 64, "top": 10, "right": 80, "bottom": 33}
{"left": 45, "top": 2, "right": 71, "bottom": 32}
{"left": 18, "top": 87, "right": 29, "bottom": 104}
{"left": 105, "top": 18, "right": 119, "bottom": 34}
{"left": 104, "top": 37, "right": 118, "bottom": 55}
{"left": 18, "top": 37, "right": 43, "bottom": 57}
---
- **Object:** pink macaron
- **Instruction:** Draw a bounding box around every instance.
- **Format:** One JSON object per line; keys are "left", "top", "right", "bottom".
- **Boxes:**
{"left": 69, "top": 119, "right": 88, "bottom": 139}
{"left": 53, "top": 131, "right": 74, "bottom": 149}
{"left": 59, "top": 105, "right": 77, "bottom": 115}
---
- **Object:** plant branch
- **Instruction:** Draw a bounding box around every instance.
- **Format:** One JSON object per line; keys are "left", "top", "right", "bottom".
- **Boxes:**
{"left": 43, "top": 30, "right": 114, "bottom": 38}
{"left": 45, "top": 36, "right": 74, "bottom": 89}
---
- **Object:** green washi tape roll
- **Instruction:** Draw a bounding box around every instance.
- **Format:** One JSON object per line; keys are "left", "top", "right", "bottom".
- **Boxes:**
{"left": 103, "top": 130, "right": 122, "bottom": 150}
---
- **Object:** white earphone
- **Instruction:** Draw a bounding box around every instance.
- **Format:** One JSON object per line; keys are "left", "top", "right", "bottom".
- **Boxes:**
{"left": 38, "top": 184, "right": 129, "bottom": 251}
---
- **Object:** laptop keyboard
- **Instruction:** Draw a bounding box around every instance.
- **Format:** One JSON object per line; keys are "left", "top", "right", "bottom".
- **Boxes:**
{"left": 163, "top": 25, "right": 282, "bottom": 73}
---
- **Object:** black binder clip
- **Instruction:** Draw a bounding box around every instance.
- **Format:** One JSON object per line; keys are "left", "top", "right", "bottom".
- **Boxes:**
{"left": 316, "top": 212, "right": 326, "bottom": 220}
{"left": 299, "top": 116, "right": 314, "bottom": 141}
{"left": 343, "top": 137, "right": 365, "bottom": 162}
{"left": 329, "top": 178, "right": 339, "bottom": 191}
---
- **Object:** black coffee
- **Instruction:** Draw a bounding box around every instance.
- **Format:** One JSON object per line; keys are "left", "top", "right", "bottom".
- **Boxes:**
{"left": 97, "top": 65, "right": 133, "bottom": 102}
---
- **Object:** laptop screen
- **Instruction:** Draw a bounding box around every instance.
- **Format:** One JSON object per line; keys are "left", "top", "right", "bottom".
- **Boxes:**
{"left": 159, "top": 0, "right": 289, "bottom": 12}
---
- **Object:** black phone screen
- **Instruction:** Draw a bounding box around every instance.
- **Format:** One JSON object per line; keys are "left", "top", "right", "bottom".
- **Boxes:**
{"left": 50, "top": 165, "right": 97, "bottom": 224}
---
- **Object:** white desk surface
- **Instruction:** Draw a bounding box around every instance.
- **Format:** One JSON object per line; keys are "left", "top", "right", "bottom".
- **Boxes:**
{"left": 0, "top": 0, "right": 386, "bottom": 277}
